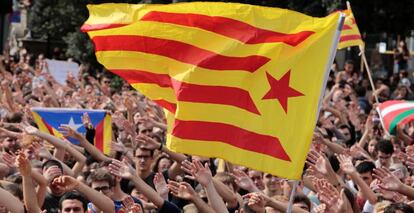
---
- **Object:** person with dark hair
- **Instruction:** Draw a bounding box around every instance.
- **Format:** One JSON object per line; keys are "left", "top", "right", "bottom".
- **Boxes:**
{"left": 336, "top": 60, "right": 355, "bottom": 83}
{"left": 42, "top": 159, "right": 65, "bottom": 213}
{"left": 384, "top": 202, "right": 414, "bottom": 213}
{"left": 86, "top": 168, "right": 143, "bottom": 213}
{"left": 356, "top": 161, "right": 376, "bottom": 186}
{"left": 394, "top": 40, "right": 410, "bottom": 72}
{"left": 292, "top": 194, "right": 311, "bottom": 212}
{"left": 59, "top": 191, "right": 88, "bottom": 213}
{"left": 354, "top": 161, "right": 376, "bottom": 209}
{"left": 375, "top": 139, "right": 394, "bottom": 168}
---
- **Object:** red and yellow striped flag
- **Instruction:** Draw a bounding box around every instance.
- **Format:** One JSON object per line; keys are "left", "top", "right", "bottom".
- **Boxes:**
{"left": 82, "top": 2, "right": 342, "bottom": 179}
{"left": 337, "top": 9, "right": 363, "bottom": 49}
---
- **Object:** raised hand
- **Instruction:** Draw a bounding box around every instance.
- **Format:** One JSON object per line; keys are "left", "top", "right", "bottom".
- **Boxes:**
{"left": 108, "top": 159, "right": 135, "bottom": 180}
{"left": 23, "top": 125, "right": 39, "bottom": 135}
{"left": 167, "top": 180, "right": 196, "bottom": 201}
{"left": 52, "top": 176, "right": 79, "bottom": 192}
{"left": 406, "top": 156, "right": 414, "bottom": 170}
{"left": 2, "top": 152, "right": 16, "bottom": 168}
{"left": 306, "top": 150, "right": 331, "bottom": 175}
{"left": 135, "top": 134, "right": 160, "bottom": 150}
{"left": 313, "top": 178, "right": 350, "bottom": 213}
{"left": 44, "top": 166, "right": 63, "bottom": 184}
{"left": 58, "top": 125, "right": 83, "bottom": 140}
{"left": 231, "top": 168, "right": 257, "bottom": 192}
{"left": 373, "top": 167, "right": 403, "bottom": 191}
{"left": 337, "top": 154, "right": 356, "bottom": 174}
{"left": 243, "top": 193, "right": 266, "bottom": 213}
{"left": 184, "top": 160, "right": 212, "bottom": 187}
{"left": 81, "top": 112, "right": 92, "bottom": 129}
{"left": 153, "top": 172, "right": 169, "bottom": 200}
{"left": 123, "top": 96, "right": 134, "bottom": 111}
{"left": 111, "top": 141, "right": 126, "bottom": 153}
{"left": 15, "top": 152, "right": 31, "bottom": 177}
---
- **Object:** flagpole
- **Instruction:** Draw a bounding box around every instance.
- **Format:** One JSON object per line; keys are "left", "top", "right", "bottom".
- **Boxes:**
{"left": 286, "top": 181, "right": 299, "bottom": 213}
{"left": 346, "top": 1, "right": 380, "bottom": 105}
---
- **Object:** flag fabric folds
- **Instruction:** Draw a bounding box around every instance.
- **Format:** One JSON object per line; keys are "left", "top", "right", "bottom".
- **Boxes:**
{"left": 377, "top": 100, "right": 414, "bottom": 136}
{"left": 31, "top": 108, "right": 112, "bottom": 154}
{"left": 337, "top": 9, "right": 363, "bottom": 49}
{"left": 83, "top": 2, "right": 342, "bottom": 179}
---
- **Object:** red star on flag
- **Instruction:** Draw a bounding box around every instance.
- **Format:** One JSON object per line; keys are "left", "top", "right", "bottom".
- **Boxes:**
{"left": 262, "top": 70, "right": 304, "bottom": 113}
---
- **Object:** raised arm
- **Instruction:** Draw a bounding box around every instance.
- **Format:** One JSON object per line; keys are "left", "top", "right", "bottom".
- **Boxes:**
{"left": 108, "top": 159, "right": 164, "bottom": 208}
{"left": 189, "top": 160, "right": 228, "bottom": 213}
{"left": 168, "top": 180, "right": 215, "bottom": 213}
{"left": 0, "top": 185, "right": 25, "bottom": 213}
{"left": 137, "top": 134, "right": 186, "bottom": 178}
{"left": 16, "top": 152, "right": 40, "bottom": 213}
{"left": 373, "top": 167, "right": 414, "bottom": 200}
{"left": 183, "top": 160, "right": 238, "bottom": 208}
{"left": 53, "top": 175, "right": 115, "bottom": 213}
{"left": 59, "top": 125, "right": 110, "bottom": 162}
{"left": 337, "top": 154, "right": 377, "bottom": 204}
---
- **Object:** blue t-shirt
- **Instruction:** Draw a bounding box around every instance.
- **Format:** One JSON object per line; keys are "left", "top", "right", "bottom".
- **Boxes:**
{"left": 87, "top": 196, "right": 144, "bottom": 213}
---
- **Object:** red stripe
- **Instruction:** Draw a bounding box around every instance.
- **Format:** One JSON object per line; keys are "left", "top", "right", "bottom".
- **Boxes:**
{"left": 110, "top": 69, "right": 259, "bottom": 114}
{"left": 399, "top": 114, "right": 414, "bottom": 126}
{"left": 342, "top": 24, "right": 352, "bottom": 30}
{"left": 153, "top": 100, "right": 177, "bottom": 113}
{"left": 379, "top": 100, "right": 405, "bottom": 111}
{"left": 339, "top": 34, "right": 361, "bottom": 42}
{"left": 95, "top": 120, "right": 104, "bottom": 152}
{"left": 93, "top": 35, "right": 269, "bottom": 72}
{"left": 41, "top": 118, "right": 55, "bottom": 135}
{"left": 141, "top": 11, "right": 314, "bottom": 46}
{"left": 111, "top": 69, "right": 172, "bottom": 88}
{"left": 382, "top": 108, "right": 413, "bottom": 130}
{"left": 173, "top": 120, "right": 290, "bottom": 161}
{"left": 172, "top": 80, "right": 260, "bottom": 115}
{"left": 81, "top": 23, "right": 128, "bottom": 32}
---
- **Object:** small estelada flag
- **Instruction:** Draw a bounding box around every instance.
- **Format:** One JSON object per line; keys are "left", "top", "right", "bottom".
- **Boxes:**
{"left": 31, "top": 108, "right": 112, "bottom": 154}
{"left": 337, "top": 9, "right": 363, "bottom": 49}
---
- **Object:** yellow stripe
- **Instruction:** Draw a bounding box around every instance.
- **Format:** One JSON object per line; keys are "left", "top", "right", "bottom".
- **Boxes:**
{"left": 31, "top": 111, "right": 64, "bottom": 138}
{"left": 103, "top": 114, "right": 112, "bottom": 155}
{"left": 130, "top": 83, "right": 176, "bottom": 104}
{"left": 89, "top": 21, "right": 307, "bottom": 59}
{"left": 31, "top": 111, "right": 50, "bottom": 133}
{"left": 96, "top": 51, "right": 253, "bottom": 88}
{"left": 167, "top": 135, "right": 307, "bottom": 180}
{"left": 85, "top": 2, "right": 332, "bottom": 35}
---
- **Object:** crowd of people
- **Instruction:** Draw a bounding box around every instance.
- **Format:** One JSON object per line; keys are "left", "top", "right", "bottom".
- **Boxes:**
{"left": 0, "top": 39, "right": 413, "bottom": 213}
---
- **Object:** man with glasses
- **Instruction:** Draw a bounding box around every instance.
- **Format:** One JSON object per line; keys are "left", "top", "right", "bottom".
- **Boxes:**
{"left": 86, "top": 169, "right": 143, "bottom": 213}
{"left": 133, "top": 135, "right": 187, "bottom": 190}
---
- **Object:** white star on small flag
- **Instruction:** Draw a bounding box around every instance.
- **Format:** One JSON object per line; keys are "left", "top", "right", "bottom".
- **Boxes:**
{"left": 64, "top": 117, "right": 83, "bottom": 131}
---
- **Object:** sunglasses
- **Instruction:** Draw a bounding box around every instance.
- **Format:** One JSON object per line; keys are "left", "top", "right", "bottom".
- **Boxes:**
{"left": 93, "top": 186, "right": 110, "bottom": 192}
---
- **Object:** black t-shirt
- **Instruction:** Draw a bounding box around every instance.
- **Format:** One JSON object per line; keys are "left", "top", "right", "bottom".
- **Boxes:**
{"left": 42, "top": 191, "right": 62, "bottom": 213}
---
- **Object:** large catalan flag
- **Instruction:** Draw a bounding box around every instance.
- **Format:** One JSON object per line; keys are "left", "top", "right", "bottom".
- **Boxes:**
{"left": 82, "top": 2, "right": 343, "bottom": 179}
{"left": 337, "top": 9, "right": 363, "bottom": 49}
{"left": 377, "top": 100, "right": 414, "bottom": 136}
{"left": 31, "top": 108, "right": 112, "bottom": 155}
